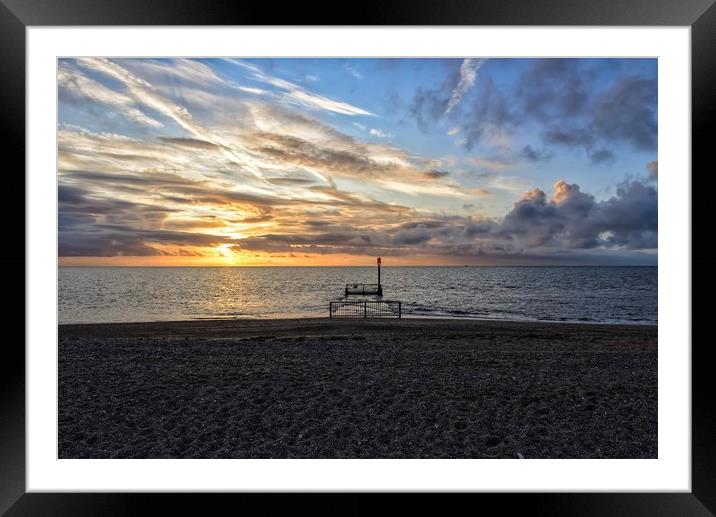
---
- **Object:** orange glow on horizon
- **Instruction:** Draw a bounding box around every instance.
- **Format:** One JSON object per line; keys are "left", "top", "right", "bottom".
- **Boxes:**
{"left": 58, "top": 253, "right": 489, "bottom": 267}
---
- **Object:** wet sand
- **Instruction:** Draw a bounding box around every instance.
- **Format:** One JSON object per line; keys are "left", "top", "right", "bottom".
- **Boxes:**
{"left": 58, "top": 318, "right": 657, "bottom": 458}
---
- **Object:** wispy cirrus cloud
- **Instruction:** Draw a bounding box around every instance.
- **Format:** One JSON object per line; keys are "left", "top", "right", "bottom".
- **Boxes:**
{"left": 445, "top": 58, "right": 486, "bottom": 114}
{"left": 369, "top": 128, "right": 393, "bottom": 138}
{"left": 58, "top": 63, "right": 163, "bottom": 128}
{"left": 224, "top": 59, "right": 374, "bottom": 116}
{"left": 58, "top": 58, "right": 494, "bottom": 259}
{"left": 345, "top": 65, "right": 363, "bottom": 80}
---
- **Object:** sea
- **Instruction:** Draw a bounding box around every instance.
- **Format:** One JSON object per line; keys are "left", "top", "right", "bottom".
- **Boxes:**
{"left": 58, "top": 266, "right": 657, "bottom": 325}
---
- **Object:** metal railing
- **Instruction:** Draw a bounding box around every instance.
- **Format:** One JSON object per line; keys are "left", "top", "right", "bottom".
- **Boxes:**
{"left": 329, "top": 300, "right": 401, "bottom": 318}
{"left": 344, "top": 283, "right": 383, "bottom": 296}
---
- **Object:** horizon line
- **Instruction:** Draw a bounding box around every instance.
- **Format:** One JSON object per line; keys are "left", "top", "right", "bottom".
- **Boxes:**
{"left": 57, "top": 264, "right": 658, "bottom": 268}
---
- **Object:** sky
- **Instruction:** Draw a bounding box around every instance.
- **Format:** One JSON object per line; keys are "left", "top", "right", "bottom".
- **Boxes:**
{"left": 58, "top": 57, "right": 658, "bottom": 266}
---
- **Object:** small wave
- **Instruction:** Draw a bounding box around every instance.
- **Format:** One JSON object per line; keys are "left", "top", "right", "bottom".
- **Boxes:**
{"left": 402, "top": 308, "right": 655, "bottom": 326}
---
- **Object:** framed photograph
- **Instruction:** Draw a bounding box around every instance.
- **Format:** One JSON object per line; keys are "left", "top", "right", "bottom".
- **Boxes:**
{"left": 4, "top": 0, "right": 714, "bottom": 514}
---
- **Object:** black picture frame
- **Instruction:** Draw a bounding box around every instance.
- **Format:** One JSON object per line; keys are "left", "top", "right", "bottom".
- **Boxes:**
{"left": 2, "top": 0, "right": 713, "bottom": 514}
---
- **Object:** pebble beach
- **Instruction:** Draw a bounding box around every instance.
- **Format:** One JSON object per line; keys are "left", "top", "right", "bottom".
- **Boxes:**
{"left": 58, "top": 317, "right": 657, "bottom": 459}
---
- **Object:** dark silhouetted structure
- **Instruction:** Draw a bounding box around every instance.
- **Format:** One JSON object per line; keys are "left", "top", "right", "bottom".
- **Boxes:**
{"left": 331, "top": 257, "right": 401, "bottom": 318}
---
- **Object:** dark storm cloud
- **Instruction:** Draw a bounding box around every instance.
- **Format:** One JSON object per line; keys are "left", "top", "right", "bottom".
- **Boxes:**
{"left": 590, "top": 76, "right": 657, "bottom": 151}
{"left": 534, "top": 74, "right": 656, "bottom": 158}
{"left": 464, "top": 219, "right": 495, "bottom": 237}
{"left": 532, "top": 78, "right": 655, "bottom": 161}
{"left": 59, "top": 223, "right": 233, "bottom": 256}
{"left": 542, "top": 127, "right": 595, "bottom": 148}
{"left": 384, "top": 91, "right": 404, "bottom": 115}
{"left": 588, "top": 148, "right": 616, "bottom": 164}
{"left": 59, "top": 232, "right": 165, "bottom": 257}
{"left": 409, "top": 63, "right": 461, "bottom": 131}
{"left": 596, "top": 180, "right": 658, "bottom": 249}
{"left": 520, "top": 145, "right": 553, "bottom": 163}
{"left": 521, "top": 62, "right": 657, "bottom": 155}
{"left": 517, "top": 59, "right": 591, "bottom": 121}
{"left": 410, "top": 58, "right": 657, "bottom": 163}
{"left": 58, "top": 183, "right": 233, "bottom": 256}
{"left": 229, "top": 177, "right": 657, "bottom": 259}
{"left": 391, "top": 225, "right": 433, "bottom": 245}
{"left": 501, "top": 179, "right": 657, "bottom": 250}
{"left": 540, "top": 127, "right": 620, "bottom": 165}
{"left": 409, "top": 62, "right": 515, "bottom": 149}
{"left": 460, "top": 78, "right": 516, "bottom": 150}
{"left": 58, "top": 213, "right": 96, "bottom": 231}
{"left": 59, "top": 183, "right": 170, "bottom": 217}
{"left": 501, "top": 189, "right": 568, "bottom": 247}
{"left": 58, "top": 184, "right": 88, "bottom": 204}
